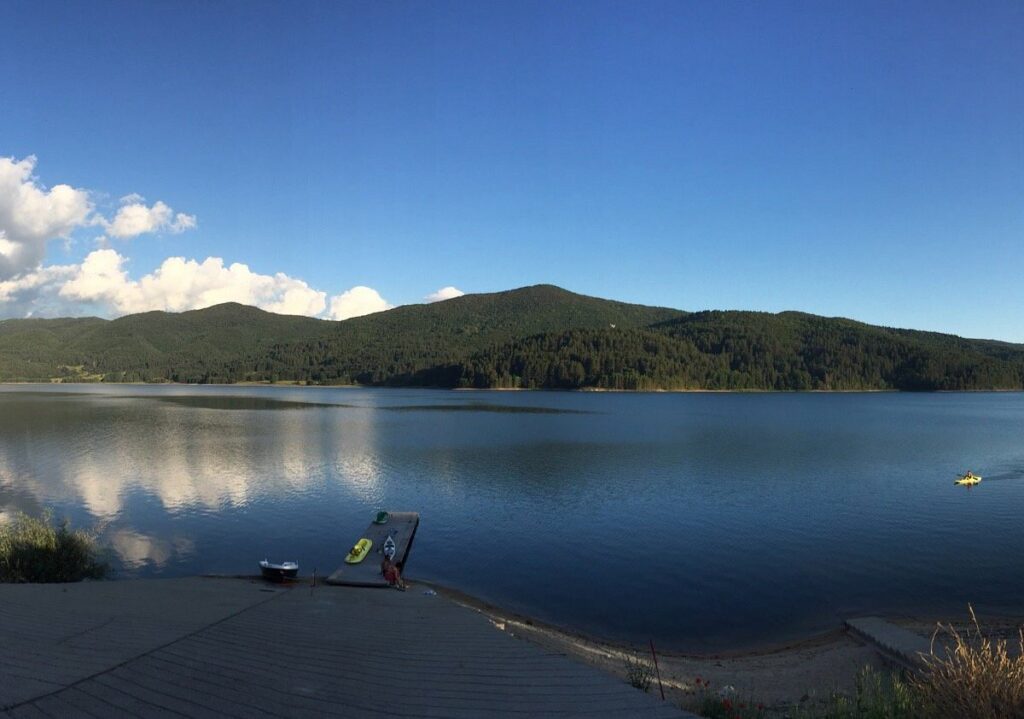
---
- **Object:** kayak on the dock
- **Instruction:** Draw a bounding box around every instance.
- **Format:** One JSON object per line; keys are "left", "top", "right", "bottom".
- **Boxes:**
{"left": 259, "top": 559, "right": 299, "bottom": 581}
{"left": 326, "top": 511, "right": 419, "bottom": 587}
{"left": 345, "top": 538, "right": 373, "bottom": 564}
{"left": 955, "top": 472, "right": 982, "bottom": 486}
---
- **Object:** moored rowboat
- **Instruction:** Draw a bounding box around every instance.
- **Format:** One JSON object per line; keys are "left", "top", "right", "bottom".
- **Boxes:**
{"left": 259, "top": 559, "right": 299, "bottom": 581}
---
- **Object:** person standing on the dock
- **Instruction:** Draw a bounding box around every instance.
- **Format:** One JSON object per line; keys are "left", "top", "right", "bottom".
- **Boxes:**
{"left": 381, "top": 556, "right": 406, "bottom": 590}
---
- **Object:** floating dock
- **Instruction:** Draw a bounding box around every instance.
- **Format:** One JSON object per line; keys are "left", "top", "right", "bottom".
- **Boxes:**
{"left": 326, "top": 511, "right": 419, "bottom": 587}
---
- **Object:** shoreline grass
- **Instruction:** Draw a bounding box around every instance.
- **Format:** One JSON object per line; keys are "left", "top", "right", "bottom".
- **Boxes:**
{"left": 678, "top": 607, "right": 1024, "bottom": 718}
{"left": 0, "top": 511, "right": 109, "bottom": 583}
{"left": 912, "top": 605, "right": 1024, "bottom": 718}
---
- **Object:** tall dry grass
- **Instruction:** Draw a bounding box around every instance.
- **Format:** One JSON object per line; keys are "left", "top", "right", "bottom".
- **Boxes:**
{"left": 0, "top": 511, "right": 109, "bottom": 582}
{"left": 912, "top": 605, "right": 1024, "bottom": 719}
{"left": 678, "top": 608, "right": 1024, "bottom": 718}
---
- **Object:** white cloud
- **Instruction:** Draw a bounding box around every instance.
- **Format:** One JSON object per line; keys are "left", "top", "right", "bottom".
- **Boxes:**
{"left": 0, "top": 247, "right": 398, "bottom": 321}
{"left": 0, "top": 155, "right": 403, "bottom": 322}
{"left": 328, "top": 286, "right": 393, "bottom": 320}
{"left": 0, "top": 155, "right": 92, "bottom": 279}
{"left": 0, "top": 263, "right": 76, "bottom": 302}
{"left": 424, "top": 286, "right": 465, "bottom": 303}
{"left": 103, "top": 199, "right": 197, "bottom": 239}
{"left": 0, "top": 263, "right": 78, "bottom": 316}
{"left": 59, "top": 249, "right": 327, "bottom": 316}
{"left": 0, "top": 154, "right": 197, "bottom": 282}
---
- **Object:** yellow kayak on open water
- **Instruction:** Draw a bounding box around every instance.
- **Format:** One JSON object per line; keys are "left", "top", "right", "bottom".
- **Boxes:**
{"left": 955, "top": 473, "right": 982, "bottom": 486}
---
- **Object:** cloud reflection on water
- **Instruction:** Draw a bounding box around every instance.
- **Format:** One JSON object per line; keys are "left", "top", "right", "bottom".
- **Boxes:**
{"left": 106, "top": 528, "right": 196, "bottom": 570}
{"left": 329, "top": 413, "right": 384, "bottom": 503}
{"left": 0, "top": 391, "right": 388, "bottom": 518}
{"left": 0, "top": 390, "right": 396, "bottom": 575}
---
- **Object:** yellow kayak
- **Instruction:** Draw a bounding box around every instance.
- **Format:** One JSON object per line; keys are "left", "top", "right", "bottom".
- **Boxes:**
{"left": 345, "top": 538, "right": 373, "bottom": 564}
{"left": 955, "top": 474, "right": 982, "bottom": 486}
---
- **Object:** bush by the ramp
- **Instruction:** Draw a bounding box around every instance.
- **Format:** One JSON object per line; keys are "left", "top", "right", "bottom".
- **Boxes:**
{"left": 0, "top": 511, "right": 108, "bottom": 582}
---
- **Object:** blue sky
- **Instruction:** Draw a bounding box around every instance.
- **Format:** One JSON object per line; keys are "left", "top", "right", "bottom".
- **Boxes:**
{"left": 1, "top": 1, "right": 1021, "bottom": 338}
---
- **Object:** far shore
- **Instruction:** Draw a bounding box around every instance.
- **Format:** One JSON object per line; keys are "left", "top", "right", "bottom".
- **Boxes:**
{"left": 4, "top": 380, "right": 1023, "bottom": 394}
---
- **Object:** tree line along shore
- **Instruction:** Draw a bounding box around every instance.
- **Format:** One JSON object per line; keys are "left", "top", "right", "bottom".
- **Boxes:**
{"left": 2, "top": 285, "right": 1022, "bottom": 391}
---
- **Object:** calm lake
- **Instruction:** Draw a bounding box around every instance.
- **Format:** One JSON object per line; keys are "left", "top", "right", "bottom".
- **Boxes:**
{"left": 2, "top": 385, "right": 1023, "bottom": 651}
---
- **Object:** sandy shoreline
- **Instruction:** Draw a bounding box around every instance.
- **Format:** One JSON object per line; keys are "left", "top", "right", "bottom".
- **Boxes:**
{"left": 418, "top": 580, "right": 885, "bottom": 710}
{"left": 420, "top": 580, "right": 1023, "bottom": 712}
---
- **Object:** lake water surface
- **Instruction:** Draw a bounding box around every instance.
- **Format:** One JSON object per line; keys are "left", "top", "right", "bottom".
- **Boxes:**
{"left": 2, "top": 385, "right": 1022, "bottom": 651}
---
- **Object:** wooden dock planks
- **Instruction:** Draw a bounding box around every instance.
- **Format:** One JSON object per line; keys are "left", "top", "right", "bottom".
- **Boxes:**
{"left": 325, "top": 511, "right": 419, "bottom": 587}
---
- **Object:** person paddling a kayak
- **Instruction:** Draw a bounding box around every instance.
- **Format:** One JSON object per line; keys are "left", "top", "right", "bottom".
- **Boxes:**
{"left": 955, "top": 470, "right": 982, "bottom": 486}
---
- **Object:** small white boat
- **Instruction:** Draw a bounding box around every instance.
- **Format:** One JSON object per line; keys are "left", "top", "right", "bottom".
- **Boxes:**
{"left": 259, "top": 559, "right": 298, "bottom": 581}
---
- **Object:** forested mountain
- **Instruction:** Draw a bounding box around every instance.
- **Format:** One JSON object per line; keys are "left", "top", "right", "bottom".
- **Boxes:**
{"left": 455, "top": 311, "right": 1024, "bottom": 391}
{"left": 230, "top": 285, "right": 683, "bottom": 385}
{"left": 1, "top": 285, "right": 1022, "bottom": 391}
{"left": 0, "top": 303, "right": 333, "bottom": 382}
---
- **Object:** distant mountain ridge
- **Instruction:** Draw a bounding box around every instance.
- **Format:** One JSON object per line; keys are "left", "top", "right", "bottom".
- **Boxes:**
{"left": 1, "top": 284, "right": 1022, "bottom": 390}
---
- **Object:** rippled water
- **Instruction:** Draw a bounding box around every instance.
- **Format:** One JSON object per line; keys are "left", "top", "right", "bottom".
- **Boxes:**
{"left": 2, "top": 385, "right": 1023, "bottom": 650}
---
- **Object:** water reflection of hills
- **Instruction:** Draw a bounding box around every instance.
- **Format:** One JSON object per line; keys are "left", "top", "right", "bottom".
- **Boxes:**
{"left": 0, "top": 393, "right": 389, "bottom": 571}
{"left": 0, "top": 388, "right": 593, "bottom": 574}
{"left": 139, "top": 395, "right": 352, "bottom": 411}
{"left": 5, "top": 397, "right": 389, "bottom": 516}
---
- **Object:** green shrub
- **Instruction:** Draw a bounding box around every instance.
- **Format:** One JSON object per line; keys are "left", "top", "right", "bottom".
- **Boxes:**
{"left": 790, "top": 667, "right": 916, "bottom": 718}
{"left": 686, "top": 667, "right": 911, "bottom": 718}
{"left": 0, "top": 511, "right": 109, "bottom": 582}
{"left": 624, "top": 654, "right": 654, "bottom": 692}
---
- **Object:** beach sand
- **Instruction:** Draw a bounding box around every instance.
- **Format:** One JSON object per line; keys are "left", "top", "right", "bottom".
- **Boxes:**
{"left": 423, "top": 581, "right": 889, "bottom": 712}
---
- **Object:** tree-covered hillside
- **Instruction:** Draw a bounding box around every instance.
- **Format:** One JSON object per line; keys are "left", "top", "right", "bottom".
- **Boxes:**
{"left": 226, "top": 285, "right": 683, "bottom": 385}
{"left": 454, "top": 312, "right": 1024, "bottom": 391}
{"left": 0, "top": 284, "right": 1021, "bottom": 391}
{"left": 0, "top": 303, "right": 333, "bottom": 382}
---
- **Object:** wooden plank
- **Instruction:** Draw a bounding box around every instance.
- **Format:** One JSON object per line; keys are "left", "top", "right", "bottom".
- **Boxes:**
{"left": 326, "top": 511, "right": 419, "bottom": 587}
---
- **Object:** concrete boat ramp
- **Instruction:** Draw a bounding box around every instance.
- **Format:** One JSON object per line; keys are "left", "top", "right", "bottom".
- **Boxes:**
{"left": 0, "top": 577, "right": 691, "bottom": 718}
{"left": 845, "top": 616, "right": 944, "bottom": 671}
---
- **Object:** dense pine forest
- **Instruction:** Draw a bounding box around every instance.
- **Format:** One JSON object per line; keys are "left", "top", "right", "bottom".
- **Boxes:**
{"left": 1, "top": 285, "right": 1022, "bottom": 391}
